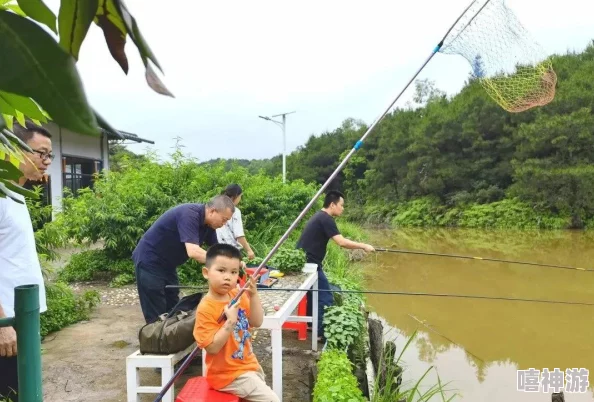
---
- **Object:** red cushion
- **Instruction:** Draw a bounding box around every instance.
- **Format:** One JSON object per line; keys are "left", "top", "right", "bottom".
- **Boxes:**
{"left": 175, "top": 377, "right": 239, "bottom": 402}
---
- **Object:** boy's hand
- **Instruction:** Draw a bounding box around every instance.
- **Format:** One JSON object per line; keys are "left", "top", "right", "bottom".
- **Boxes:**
{"left": 224, "top": 302, "right": 240, "bottom": 324}
{"left": 246, "top": 275, "right": 260, "bottom": 298}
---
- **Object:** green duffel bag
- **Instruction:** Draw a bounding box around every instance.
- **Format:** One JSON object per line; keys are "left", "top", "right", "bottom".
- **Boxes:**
{"left": 138, "top": 292, "right": 202, "bottom": 355}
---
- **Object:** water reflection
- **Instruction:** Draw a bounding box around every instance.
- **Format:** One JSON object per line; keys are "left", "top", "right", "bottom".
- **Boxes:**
{"left": 363, "top": 228, "right": 594, "bottom": 401}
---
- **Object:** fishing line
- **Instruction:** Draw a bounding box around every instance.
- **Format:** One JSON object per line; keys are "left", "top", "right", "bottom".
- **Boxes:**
{"left": 155, "top": 0, "right": 557, "bottom": 398}
{"left": 375, "top": 247, "right": 594, "bottom": 273}
{"left": 166, "top": 285, "right": 594, "bottom": 307}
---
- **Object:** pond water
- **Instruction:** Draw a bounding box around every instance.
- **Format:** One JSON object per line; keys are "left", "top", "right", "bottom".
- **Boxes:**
{"left": 362, "top": 228, "right": 594, "bottom": 401}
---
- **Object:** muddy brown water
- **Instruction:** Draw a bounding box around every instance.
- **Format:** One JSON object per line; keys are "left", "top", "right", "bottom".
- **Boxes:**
{"left": 362, "top": 228, "right": 594, "bottom": 402}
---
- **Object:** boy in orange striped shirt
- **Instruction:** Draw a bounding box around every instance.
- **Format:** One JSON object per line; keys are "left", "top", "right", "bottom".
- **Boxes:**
{"left": 194, "top": 244, "right": 279, "bottom": 402}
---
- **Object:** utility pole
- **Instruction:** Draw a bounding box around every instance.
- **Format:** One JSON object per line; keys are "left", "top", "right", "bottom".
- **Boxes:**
{"left": 258, "top": 111, "right": 295, "bottom": 183}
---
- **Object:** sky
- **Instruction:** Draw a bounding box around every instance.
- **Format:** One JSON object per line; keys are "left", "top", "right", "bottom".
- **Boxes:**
{"left": 45, "top": 0, "right": 594, "bottom": 162}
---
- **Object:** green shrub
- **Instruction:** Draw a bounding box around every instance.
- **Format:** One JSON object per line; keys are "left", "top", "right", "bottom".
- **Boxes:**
{"left": 54, "top": 151, "right": 319, "bottom": 261}
{"left": 388, "top": 196, "right": 570, "bottom": 229}
{"left": 59, "top": 249, "right": 136, "bottom": 286}
{"left": 323, "top": 302, "right": 365, "bottom": 351}
{"left": 268, "top": 247, "right": 306, "bottom": 273}
{"left": 59, "top": 250, "right": 110, "bottom": 282}
{"left": 41, "top": 282, "right": 100, "bottom": 337}
{"left": 26, "top": 186, "right": 68, "bottom": 262}
{"left": 178, "top": 259, "right": 208, "bottom": 286}
{"left": 510, "top": 163, "right": 594, "bottom": 228}
{"left": 457, "top": 198, "right": 569, "bottom": 229}
{"left": 313, "top": 349, "right": 365, "bottom": 402}
{"left": 110, "top": 273, "right": 136, "bottom": 287}
{"left": 392, "top": 197, "right": 445, "bottom": 227}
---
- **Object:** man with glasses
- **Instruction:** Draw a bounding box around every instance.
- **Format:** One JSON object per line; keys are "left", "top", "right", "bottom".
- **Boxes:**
{"left": 0, "top": 121, "right": 52, "bottom": 401}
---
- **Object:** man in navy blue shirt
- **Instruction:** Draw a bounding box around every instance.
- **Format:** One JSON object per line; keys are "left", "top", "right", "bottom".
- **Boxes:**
{"left": 296, "top": 190, "right": 374, "bottom": 339}
{"left": 133, "top": 195, "right": 235, "bottom": 323}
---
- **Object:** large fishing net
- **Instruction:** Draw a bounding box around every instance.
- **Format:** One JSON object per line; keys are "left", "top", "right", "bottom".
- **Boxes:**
{"left": 439, "top": 0, "right": 556, "bottom": 113}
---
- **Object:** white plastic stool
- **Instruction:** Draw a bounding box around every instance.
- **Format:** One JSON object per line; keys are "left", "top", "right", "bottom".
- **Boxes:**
{"left": 126, "top": 344, "right": 196, "bottom": 402}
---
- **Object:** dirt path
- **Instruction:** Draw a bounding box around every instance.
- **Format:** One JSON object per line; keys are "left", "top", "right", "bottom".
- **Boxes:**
{"left": 41, "top": 283, "right": 319, "bottom": 401}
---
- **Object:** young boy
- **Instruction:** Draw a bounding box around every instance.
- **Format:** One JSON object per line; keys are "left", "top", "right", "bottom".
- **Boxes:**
{"left": 194, "top": 244, "right": 279, "bottom": 402}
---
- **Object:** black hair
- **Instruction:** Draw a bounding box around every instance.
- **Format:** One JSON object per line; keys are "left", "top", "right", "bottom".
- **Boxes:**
{"left": 12, "top": 120, "right": 52, "bottom": 143}
{"left": 205, "top": 243, "right": 242, "bottom": 267}
{"left": 323, "top": 190, "right": 344, "bottom": 208}
{"left": 222, "top": 184, "right": 243, "bottom": 200}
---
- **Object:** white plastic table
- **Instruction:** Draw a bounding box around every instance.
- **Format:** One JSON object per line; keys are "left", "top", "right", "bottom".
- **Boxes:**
{"left": 260, "top": 270, "right": 319, "bottom": 401}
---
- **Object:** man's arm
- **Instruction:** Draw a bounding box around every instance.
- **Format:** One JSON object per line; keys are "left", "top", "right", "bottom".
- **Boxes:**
{"left": 237, "top": 237, "right": 255, "bottom": 259}
{"left": 331, "top": 235, "right": 375, "bottom": 252}
{"left": 0, "top": 303, "right": 17, "bottom": 357}
{"left": 185, "top": 243, "right": 207, "bottom": 264}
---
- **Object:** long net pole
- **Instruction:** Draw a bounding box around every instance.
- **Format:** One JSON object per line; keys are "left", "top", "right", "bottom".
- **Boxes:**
{"left": 216, "top": 5, "right": 485, "bottom": 321}
{"left": 157, "top": 1, "right": 495, "bottom": 399}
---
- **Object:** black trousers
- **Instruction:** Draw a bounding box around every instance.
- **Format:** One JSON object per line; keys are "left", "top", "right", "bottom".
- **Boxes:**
{"left": 306, "top": 265, "right": 334, "bottom": 338}
{"left": 0, "top": 356, "right": 18, "bottom": 402}
{"left": 135, "top": 262, "right": 180, "bottom": 324}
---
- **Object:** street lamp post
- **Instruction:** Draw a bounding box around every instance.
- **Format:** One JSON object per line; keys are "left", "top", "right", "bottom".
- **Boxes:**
{"left": 258, "top": 111, "right": 295, "bottom": 183}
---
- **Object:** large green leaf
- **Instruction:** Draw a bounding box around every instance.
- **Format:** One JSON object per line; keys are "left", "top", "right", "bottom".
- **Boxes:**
{"left": 0, "top": 94, "right": 16, "bottom": 116}
{"left": 0, "top": 177, "right": 38, "bottom": 200}
{"left": 145, "top": 63, "right": 173, "bottom": 97}
{"left": 0, "top": 91, "right": 47, "bottom": 121}
{"left": 58, "top": 0, "right": 99, "bottom": 60}
{"left": 0, "top": 114, "right": 25, "bottom": 200}
{"left": 96, "top": 13, "right": 128, "bottom": 73}
{"left": 95, "top": 0, "right": 173, "bottom": 97}
{"left": 0, "top": 10, "right": 99, "bottom": 136}
{"left": 113, "top": 0, "right": 161, "bottom": 71}
{"left": 0, "top": 159, "right": 21, "bottom": 181}
{"left": 95, "top": 109, "right": 123, "bottom": 140}
{"left": 1, "top": 114, "right": 13, "bottom": 129}
{"left": 3, "top": 127, "right": 32, "bottom": 151}
{"left": 0, "top": 1, "right": 25, "bottom": 17}
{"left": 16, "top": 0, "right": 56, "bottom": 33}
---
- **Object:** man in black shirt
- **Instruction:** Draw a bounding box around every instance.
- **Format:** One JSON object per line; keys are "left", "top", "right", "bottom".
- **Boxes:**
{"left": 296, "top": 190, "right": 374, "bottom": 339}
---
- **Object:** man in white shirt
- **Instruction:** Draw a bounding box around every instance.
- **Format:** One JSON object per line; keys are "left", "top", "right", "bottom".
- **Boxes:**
{"left": 216, "top": 184, "right": 256, "bottom": 260}
{"left": 0, "top": 121, "right": 52, "bottom": 401}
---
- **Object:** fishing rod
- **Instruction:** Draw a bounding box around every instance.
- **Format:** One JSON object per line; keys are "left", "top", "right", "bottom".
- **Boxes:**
{"left": 375, "top": 247, "right": 594, "bottom": 273}
{"left": 166, "top": 285, "right": 594, "bottom": 307}
{"left": 156, "top": 0, "right": 498, "bottom": 398}
{"left": 212, "top": 3, "right": 494, "bottom": 327}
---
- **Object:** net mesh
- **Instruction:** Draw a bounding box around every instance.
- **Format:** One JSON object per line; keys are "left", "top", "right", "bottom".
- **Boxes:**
{"left": 439, "top": 0, "right": 556, "bottom": 113}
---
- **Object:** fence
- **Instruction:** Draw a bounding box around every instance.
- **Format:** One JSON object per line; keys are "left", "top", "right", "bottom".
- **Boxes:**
{"left": 0, "top": 284, "right": 42, "bottom": 401}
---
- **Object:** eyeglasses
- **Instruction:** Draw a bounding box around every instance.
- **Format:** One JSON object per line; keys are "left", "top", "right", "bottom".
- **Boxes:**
{"left": 31, "top": 149, "right": 55, "bottom": 161}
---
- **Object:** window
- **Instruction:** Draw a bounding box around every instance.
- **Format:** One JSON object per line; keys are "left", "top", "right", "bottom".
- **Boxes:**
{"left": 62, "top": 156, "right": 102, "bottom": 196}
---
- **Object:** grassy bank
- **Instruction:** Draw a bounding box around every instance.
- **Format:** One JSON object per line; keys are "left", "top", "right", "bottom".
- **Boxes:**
{"left": 347, "top": 197, "right": 576, "bottom": 230}
{"left": 313, "top": 222, "right": 453, "bottom": 402}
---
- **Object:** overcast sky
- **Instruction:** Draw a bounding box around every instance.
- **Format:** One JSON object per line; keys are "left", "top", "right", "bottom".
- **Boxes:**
{"left": 46, "top": 0, "right": 594, "bottom": 161}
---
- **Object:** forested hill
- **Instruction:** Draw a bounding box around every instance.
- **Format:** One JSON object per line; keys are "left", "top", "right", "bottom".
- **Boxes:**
{"left": 206, "top": 42, "right": 594, "bottom": 228}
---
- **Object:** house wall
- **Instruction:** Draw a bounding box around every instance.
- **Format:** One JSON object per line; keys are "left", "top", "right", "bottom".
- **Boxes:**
{"left": 43, "top": 123, "right": 109, "bottom": 213}
{"left": 60, "top": 127, "right": 103, "bottom": 159}
{"left": 102, "top": 133, "right": 110, "bottom": 172}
